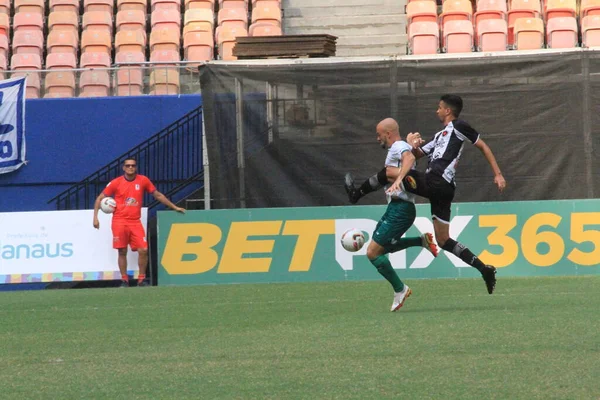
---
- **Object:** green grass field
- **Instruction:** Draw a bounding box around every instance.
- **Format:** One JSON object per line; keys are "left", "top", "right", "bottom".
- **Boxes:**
{"left": 1, "top": 275, "right": 599, "bottom": 400}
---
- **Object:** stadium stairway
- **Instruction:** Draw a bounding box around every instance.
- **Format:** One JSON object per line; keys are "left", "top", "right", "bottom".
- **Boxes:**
{"left": 282, "top": 0, "right": 408, "bottom": 56}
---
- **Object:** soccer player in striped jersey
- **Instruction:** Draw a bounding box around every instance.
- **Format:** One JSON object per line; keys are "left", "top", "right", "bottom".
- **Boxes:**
{"left": 346, "top": 95, "right": 505, "bottom": 294}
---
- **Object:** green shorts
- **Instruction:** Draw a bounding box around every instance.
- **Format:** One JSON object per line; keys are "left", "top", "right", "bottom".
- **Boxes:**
{"left": 372, "top": 199, "right": 416, "bottom": 251}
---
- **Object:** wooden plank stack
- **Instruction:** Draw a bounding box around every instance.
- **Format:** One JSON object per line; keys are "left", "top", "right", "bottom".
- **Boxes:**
{"left": 233, "top": 34, "right": 338, "bottom": 59}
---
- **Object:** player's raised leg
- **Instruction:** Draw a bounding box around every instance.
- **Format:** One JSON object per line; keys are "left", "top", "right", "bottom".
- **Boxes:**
{"left": 344, "top": 168, "right": 388, "bottom": 204}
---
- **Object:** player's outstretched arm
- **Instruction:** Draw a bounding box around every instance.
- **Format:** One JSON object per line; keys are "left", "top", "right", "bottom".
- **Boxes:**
{"left": 474, "top": 138, "right": 506, "bottom": 193}
{"left": 93, "top": 193, "right": 105, "bottom": 229}
{"left": 153, "top": 191, "right": 186, "bottom": 213}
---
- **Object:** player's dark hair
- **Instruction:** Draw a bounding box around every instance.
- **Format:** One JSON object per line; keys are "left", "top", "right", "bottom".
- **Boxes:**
{"left": 123, "top": 157, "right": 137, "bottom": 165}
{"left": 440, "top": 94, "right": 463, "bottom": 117}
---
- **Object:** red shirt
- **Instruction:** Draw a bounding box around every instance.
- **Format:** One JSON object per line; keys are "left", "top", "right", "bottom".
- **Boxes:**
{"left": 103, "top": 174, "right": 156, "bottom": 221}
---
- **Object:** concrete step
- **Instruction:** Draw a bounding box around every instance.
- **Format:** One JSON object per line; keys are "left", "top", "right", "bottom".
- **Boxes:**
{"left": 284, "top": 0, "right": 405, "bottom": 7}
{"left": 336, "top": 34, "right": 407, "bottom": 47}
{"left": 284, "top": 15, "right": 407, "bottom": 36}
{"left": 284, "top": 4, "right": 405, "bottom": 18}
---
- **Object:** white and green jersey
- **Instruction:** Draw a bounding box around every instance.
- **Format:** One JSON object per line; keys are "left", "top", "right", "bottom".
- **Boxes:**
{"left": 384, "top": 140, "right": 416, "bottom": 204}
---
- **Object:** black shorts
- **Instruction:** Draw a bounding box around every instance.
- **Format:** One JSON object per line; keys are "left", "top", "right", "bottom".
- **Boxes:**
{"left": 403, "top": 170, "right": 455, "bottom": 224}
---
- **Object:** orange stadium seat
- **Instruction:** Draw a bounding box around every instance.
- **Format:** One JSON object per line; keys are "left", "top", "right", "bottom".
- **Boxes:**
{"left": 440, "top": 0, "right": 473, "bottom": 26}
{"left": 80, "top": 70, "right": 111, "bottom": 97}
{"left": 0, "top": 35, "right": 8, "bottom": 59}
{"left": 0, "top": 53, "right": 6, "bottom": 80}
{"left": 474, "top": 0, "right": 506, "bottom": 27}
{"left": 81, "top": 51, "right": 111, "bottom": 67}
{"left": 116, "top": 10, "right": 147, "bottom": 33}
{"left": 184, "top": 9, "right": 215, "bottom": 34}
{"left": 12, "top": 30, "right": 44, "bottom": 57}
{"left": 150, "top": 69, "right": 180, "bottom": 95}
{"left": 150, "top": 49, "right": 180, "bottom": 63}
{"left": 507, "top": 0, "right": 541, "bottom": 45}
{"left": 13, "top": 12, "right": 44, "bottom": 33}
{"left": 443, "top": 19, "right": 473, "bottom": 52}
{"left": 47, "top": 30, "right": 78, "bottom": 56}
{"left": 84, "top": 0, "right": 114, "bottom": 14}
{"left": 251, "top": 3, "right": 281, "bottom": 26}
{"left": 81, "top": 29, "right": 112, "bottom": 54}
{"left": 477, "top": 18, "right": 508, "bottom": 51}
{"left": 49, "top": 0, "right": 80, "bottom": 13}
{"left": 0, "top": 14, "right": 8, "bottom": 37}
{"left": 544, "top": 0, "right": 576, "bottom": 20}
{"left": 582, "top": 15, "right": 600, "bottom": 47}
{"left": 252, "top": 0, "right": 279, "bottom": 5}
{"left": 46, "top": 52, "right": 77, "bottom": 68}
{"left": 83, "top": 11, "right": 113, "bottom": 34}
{"left": 44, "top": 72, "right": 76, "bottom": 98}
{"left": 218, "top": 7, "right": 248, "bottom": 30}
{"left": 249, "top": 22, "right": 282, "bottom": 36}
{"left": 118, "top": 0, "right": 148, "bottom": 12}
{"left": 116, "top": 30, "right": 147, "bottom": 52}
{"left": 546, "top": 16, "right": 578, "bottom": 48}
{"left": 0, "top": 0, "right": 9, "bottom": 14}
{"left": 11, "top": 53, "right": 42, "bottom": 98}
{"left": 514, "top": 17, "right": 544, "bottom": 49}
{"left": 48, "top": 11, "right": 79, "bottom": 37}
{"left": 184, "top": 30, "right": 214, "bottom": 61}
{"left": 581, "top": 0, "right": 600, "bottom": 18}
{"left": 150, "top": 28, "right": 180, "bottom": 52}
{"left": 408, "top": 20, "right": 439, "bottom": 54}
{"left": 407, "top": 1, "right": 438, "bottom": 24}
{"left": 151, "top": 8, "right": 182, "bottom": 31}
{"left": 216, "top": 25, "right": 247, "bottom": 60}
{"left": 185, "top": 0, "right": 214, "bottom": 9}
{"left": 115, "top": 51, "right": 144, "bottom": 96}
{"left": 15, "top": 0, "right": 45, "bottom": 14}
{"left": 220, "top": 0, "right": 248, "bottom": 9}
{"left": 152, "top": 0, "right": 182, "bottom": 11}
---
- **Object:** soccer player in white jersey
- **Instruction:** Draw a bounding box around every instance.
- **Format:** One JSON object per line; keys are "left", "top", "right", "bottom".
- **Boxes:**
{"left": 365, "top": 118, "right": 438, "bottom": 312}
{"left": 346, "top": 95, "right": 505, "bottom": 295}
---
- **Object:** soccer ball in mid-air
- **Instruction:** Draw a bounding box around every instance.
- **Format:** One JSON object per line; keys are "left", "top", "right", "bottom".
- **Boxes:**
{"left": 100, "top": 197, "right": 117, "bottom": 214}
{"left": 341, "top": 228, "right": 366, "bottom": 252}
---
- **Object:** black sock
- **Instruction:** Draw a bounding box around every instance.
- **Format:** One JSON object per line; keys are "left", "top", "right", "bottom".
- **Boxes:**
{"left": 441, "top": 238, "right": 486, "bottom": 272}
{"left": 358, "top": 167, "right": 388, "bottom": 196}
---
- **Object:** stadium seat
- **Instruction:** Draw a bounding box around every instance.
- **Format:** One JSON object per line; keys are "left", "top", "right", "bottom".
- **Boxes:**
{"left": 151, "top": 9, "right": 182, "bottom": 31}
{"left": 82, "top": 11, "right": 113, "bottom": 34}
{"left": 150, "top": 28, "right": 180, "bottom": 52}
{"left": 507, "top": 0, "right": 541, "bottom": 46}
{"left": 221, "top": 0, "right": 248, "bottom": 8}
{"left": 49, "top": 0, "right": 80, "bottom": 13}
{"left": 249, "top": 22, "right": 282, "bottom": 36}
{"left": 12, "top": 30, "right": 44, "bottom": 57}
{"left": 216, "top": 25, "right": 247, "bottom": 60}
{"left": 0, "top": 35, "right": 8, "bottom": 59}
{"left": 443, "top": 19, "right": 473, "bottom": 52}
{"left": 13, "top": 72, "right": 41, "bottom": 98}
{"left": 79, "top": 70, "right": 111, "bottom": 97}
{"left": 84, "top": 0, "right": 114, "bottom": 15}
{"left": 15, "top": 0, "right": 45, "bottom": 14}
{"left": 81, "top": 51, "right": 111, "bottom": 67}
{"left": 152, "top": 0, "right": 182, "bottom": 11}
{"left": 477, "top": 18, "right": 508, "bottom": 51}
{"left": 11, "top": 53, "right": 42, "bottom": 98}
{"left": 185, "top": 0, "right": 214, "bottom": 9}
{"left": 13, "top": 12, "right": 44, "bottom": 33}
{"left": 115, "top": 51, "right": 144, "bottom": 96}
{"left": 116, "top": 10, "right": 147, "bottom": 33}
{"left": 440, "top": 0, "right": 473, "bottom": 27}
{"left": 408, "top": 20, "right": 439, "bottom": 54}
{"left": 48, "top": 11, "right": 79, "bottom": 37}
{"left": 546, "top": 16, "right": 578, "bottom": 48}
{"left": 581, "top": 0, "right": 600, "bottom": 18}
{"left": 0, "top": 53, "right": 7, "bottom": 80}
{"left": 0, "top": 14, "right": 8, "bottom": 37}
{"left": 184, "top": 9, "right": 215, "bottom": 34}
{"left": 251, "top": 3, "right": 281, "bottom": 27}
{"left": 150, "top": 49, "right": 180, "bottom": 63}
{"left": 544, "top": 0, "right": 576, "bottom": 20}
{"left": 218, "top": 7, "right": 248, "bottom": 31}
{"left": 514, "top": 17, "right": 544, "bottom": 49}
{"left": 47, "top": 30, "right": 78, "bottom": 56}
{"left": 118, "top": 0, "right": 148, "bottom": 12}
{"left": 150, "top": 68, "right": 180, "bottom": 95}
{"left": 116, "top": 30, "right": 147, "bottom": 53}
{"left": 0, "top": 0, "right": 9, "bottom": 14}
{"left": 582, "top": 15, "right": 600, "bottom": 47}
{"left": 44, "top": 71, "right": 76, "bottom": 98}
{"left": 474, "top": 0, "right": 507, "bottom": 27}
{"left": 81, "top": 30, "right": 112, "bottom": 55}
{"left": 184, "top": 30, "right": 214, "bottom": 61}
{"left": 46, "top": 52, "right": 77, "bottom": 68}
{"left": 407, "top": 1, "right": 438, "bottom": 24}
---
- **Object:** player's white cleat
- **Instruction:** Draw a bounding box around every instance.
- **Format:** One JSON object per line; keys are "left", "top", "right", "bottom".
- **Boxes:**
{"left": 391, "top": 285, "right": 412, "bottom": 312}
{"left": 421, "top": 233, "right": 439, "bottom": 257}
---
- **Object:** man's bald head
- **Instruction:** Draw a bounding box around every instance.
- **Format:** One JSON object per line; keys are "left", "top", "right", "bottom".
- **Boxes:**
{"left": 376, "top": 118, "right": 401, "bottom": 149}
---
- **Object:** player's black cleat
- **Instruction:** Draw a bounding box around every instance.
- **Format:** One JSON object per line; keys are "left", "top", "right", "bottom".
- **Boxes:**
{"left": 138, "top": 280, "right": 150, "bottom": 287}
{"left": 344, "top": 173, "right": 361, "bottom": 204}
{"left": 119, "top": 280, "right": 130, "bottom": 288}
{"left": 481, "top": 265, "right": 497, "bottom": 294}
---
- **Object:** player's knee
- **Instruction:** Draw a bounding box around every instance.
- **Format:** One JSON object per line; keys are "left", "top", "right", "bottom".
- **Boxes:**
{"left": 366, "top": 242, "right": 383, "bottom": 260}
{"left": 117, "top": 248, "right": 128, "bottom": 256}
{"left": 138, "top": 248, "right": 148, "bottom": 255}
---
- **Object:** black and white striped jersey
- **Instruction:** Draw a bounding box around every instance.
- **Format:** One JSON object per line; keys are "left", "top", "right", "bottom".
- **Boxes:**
{"left": 420, "top": 119, "right": 480, "bottom": 185}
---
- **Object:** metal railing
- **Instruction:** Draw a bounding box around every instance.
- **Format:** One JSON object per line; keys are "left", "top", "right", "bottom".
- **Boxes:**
{"left": 8, "top": 61, "right": 204, "bottom": 98}
{"left": 48, "top": 105, "right": 204, "bottom": 210}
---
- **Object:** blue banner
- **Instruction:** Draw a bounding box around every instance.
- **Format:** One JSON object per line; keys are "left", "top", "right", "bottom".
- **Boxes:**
{"left": 0, "top": 77, "right": 26, "bottom": 174}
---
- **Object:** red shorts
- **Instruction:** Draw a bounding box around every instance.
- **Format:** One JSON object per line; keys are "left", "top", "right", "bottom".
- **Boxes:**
{"left": 111, "top": 220, "right": 147, "bottom": 251}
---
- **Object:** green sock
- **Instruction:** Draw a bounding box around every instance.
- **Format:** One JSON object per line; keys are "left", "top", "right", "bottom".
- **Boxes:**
{"left": 370, "top": 255, "right": 404, "bottom": 293}
{"left": 385, "top": 237, "right": 422, "bottom": 255}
